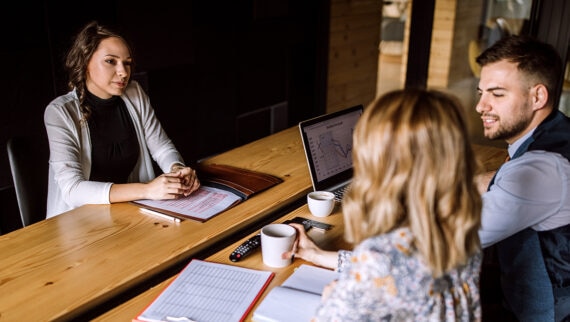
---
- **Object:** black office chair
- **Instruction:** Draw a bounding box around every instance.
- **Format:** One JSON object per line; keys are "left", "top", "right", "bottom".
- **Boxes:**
{"left": 7, "top": 135, "right": 49, "bottom": 227}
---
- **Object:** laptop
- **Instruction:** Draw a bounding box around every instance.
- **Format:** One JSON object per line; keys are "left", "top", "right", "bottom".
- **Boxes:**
{"left": 299, "top": 105, "right": 364, "bottom": 202}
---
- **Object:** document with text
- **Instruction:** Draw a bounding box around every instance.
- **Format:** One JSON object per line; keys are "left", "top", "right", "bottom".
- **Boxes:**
{"left": 133, "top": 164, "right": 283, "bottom": 222}
{"left": 134, "top": 186, "right": 242, "bottom": 222}
{"left": 134, "top": 260, "right": 274, "bottom": 322}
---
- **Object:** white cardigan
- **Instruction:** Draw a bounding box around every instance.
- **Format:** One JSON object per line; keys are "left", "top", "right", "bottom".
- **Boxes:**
{"left": 44, "top": 81, "right": 185, "bottom": 218}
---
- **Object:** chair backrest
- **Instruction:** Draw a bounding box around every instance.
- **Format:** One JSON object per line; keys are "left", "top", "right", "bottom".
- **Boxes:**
{"left": 7, "top": 135, "right": 49, "bottom": 226}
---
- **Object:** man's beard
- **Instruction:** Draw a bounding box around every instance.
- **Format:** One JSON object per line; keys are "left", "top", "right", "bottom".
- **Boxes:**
{"left": 484, "top": 113, "right": 532, "bottom": 142}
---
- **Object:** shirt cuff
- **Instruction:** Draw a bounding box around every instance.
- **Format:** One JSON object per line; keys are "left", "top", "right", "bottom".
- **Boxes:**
{"left": 337, "top": 249, "right": 352, "bottom": 273}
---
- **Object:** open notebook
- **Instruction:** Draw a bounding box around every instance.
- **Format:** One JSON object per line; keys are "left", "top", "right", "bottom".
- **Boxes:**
{"left": 253, "top": 264, "right": 339, "bottom": 322}
{"left": 299, "top": 105, "right": 363, "bottom": 201}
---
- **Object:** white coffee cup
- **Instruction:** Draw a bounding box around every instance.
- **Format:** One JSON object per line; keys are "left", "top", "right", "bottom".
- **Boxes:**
{"left": 307, "top": 191, "right": 335, "bottom": 217}
{"left": 260, "top": 224, "right": 296, "bottom": 268}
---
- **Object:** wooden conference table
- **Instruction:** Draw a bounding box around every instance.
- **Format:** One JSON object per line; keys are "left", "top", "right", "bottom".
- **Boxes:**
{"left": 0, "top": 126, "right": 313, "bottom": 321}
{"left": 94, "top": 144, "right": 508, "bottom": 321}
{"left": 95, "top": 204, "right": 349, "bottom": 321}
{"left": 0, "top": 121, "right": 507, "bottom": 321}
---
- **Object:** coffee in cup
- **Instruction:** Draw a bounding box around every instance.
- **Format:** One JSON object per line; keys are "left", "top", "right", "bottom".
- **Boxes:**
{"left": 307, "top": 191, "right": 335, "bottom": 217}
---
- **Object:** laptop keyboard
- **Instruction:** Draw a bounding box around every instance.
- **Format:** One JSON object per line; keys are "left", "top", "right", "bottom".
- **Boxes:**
{"left": 332, "top": 185, "right": 349, "bottom": 202}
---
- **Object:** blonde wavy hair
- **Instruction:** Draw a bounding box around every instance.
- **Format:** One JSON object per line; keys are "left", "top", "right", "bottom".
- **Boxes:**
{"left": 342, "top": 88, "right": 482, "bottom": 277}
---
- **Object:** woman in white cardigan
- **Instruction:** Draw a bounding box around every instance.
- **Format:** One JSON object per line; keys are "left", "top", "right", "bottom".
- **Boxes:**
{"left": 44, "top": 21, "right": 200, "bottom": 218}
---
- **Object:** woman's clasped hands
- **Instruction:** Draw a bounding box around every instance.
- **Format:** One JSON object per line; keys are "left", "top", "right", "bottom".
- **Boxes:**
{"left": 146, "top": 165, "right": 200, "bottom": 200}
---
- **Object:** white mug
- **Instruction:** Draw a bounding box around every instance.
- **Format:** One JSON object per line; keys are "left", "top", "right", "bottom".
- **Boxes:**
{"left": 260, "top": 224, "right": 296, "bottom": 268}
{"left": 307, "top": 191, "right": 335, "bottom": 217}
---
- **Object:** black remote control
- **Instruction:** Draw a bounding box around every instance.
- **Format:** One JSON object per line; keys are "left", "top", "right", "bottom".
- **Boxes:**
{"left": 229, "top": 234, "right": 261, "bottom": 262}
{"left": 290, "top": 216, "right": 333, "bottom": 231}
{"left": 228, "top": 219, "right": 297, "bottom": 262}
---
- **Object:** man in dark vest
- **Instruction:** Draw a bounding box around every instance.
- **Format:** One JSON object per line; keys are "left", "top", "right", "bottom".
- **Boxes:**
{"left": 476, "top": 35, "right": 570, "bottom": 321}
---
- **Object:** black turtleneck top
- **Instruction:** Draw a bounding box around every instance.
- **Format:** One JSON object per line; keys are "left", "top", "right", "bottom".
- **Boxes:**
{"left": 86, "top": 91, "right": 140, "bottom": 183}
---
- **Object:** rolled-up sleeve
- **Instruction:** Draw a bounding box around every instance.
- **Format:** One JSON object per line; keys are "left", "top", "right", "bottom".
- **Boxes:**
{"left": 480, "top": 151, "right": 570, "bottom": 248}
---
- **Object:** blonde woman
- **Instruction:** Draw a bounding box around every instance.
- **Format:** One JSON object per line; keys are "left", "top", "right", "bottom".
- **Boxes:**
{"left": 286, "top": 88, "right": 482, "bottom": 321}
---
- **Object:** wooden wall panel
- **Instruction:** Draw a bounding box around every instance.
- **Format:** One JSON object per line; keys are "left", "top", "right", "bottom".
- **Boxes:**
{"left": 449, "top": 0, "right": 483, "bottom": 85}
{"left": 327, "top": 0, "right": 382, "bottom": 112}
{"left": 427, "top": 0, "right": 482, "bottom": 88}
{"left": 428, "top": 0, "right": 456, "bottom": 88}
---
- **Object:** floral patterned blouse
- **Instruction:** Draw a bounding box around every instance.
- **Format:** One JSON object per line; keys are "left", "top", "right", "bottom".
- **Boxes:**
{"left": 313, "top": 227, "right": 482, "bottom": 321}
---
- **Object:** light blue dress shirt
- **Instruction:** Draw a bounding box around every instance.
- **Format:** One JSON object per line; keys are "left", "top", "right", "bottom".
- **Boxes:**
{"left": 479, "top": 128, "right": 570, "bottom": 248}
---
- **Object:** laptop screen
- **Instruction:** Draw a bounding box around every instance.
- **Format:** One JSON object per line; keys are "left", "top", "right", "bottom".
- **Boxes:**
{"left": 299, "top": 105, "right": 364, "bottom": 191}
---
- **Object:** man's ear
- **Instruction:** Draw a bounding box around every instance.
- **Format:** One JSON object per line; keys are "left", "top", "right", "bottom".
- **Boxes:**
{"left": 532, "top": 84, "right": 549, "bottom": 111}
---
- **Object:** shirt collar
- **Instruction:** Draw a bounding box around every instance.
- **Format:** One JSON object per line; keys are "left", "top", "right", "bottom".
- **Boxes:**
{"left": 508, "top": 128, "right": 536, "bottom": 158}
